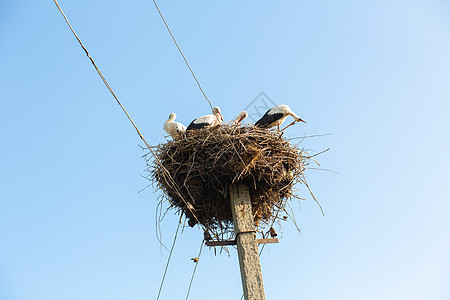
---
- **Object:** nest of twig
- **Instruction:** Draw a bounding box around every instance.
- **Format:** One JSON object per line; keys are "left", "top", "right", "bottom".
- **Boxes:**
{"left": 148, "top": 125, "right": 314, "bottom": 238}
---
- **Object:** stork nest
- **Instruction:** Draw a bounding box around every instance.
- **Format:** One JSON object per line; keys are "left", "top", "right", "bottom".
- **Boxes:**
{"left": 147, "top": 125, "right": 315, "bottom": 238}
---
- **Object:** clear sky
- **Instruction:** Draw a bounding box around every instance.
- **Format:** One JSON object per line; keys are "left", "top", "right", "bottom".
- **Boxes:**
{"left": 1, "top": 1, "right": 450, "bottom": 299}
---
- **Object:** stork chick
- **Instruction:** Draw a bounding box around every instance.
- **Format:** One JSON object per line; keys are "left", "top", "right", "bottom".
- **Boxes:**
{"left": 186, "top": 106, "right": 223, "bottom": 130}
{"left": 232, "top": 110, "right": 248, "bottom": 125}
{"left": 163, "top": 113, "right": 187, "bottom": 139}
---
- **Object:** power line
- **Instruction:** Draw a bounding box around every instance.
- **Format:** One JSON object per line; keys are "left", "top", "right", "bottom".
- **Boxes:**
{"left": 157, "top": 216, "right": 182, "bottom": 300}
{"left": 152, "top": 0, "right": 213, "bottom": 111}
{"left": 52, "top": 3, "right": 221, "bottom": 298}
{"left": 52, "top": 0, "right": 150, "bottom": 150}
{"left": 289, "top": 133, "right": 334, "bottom": 140}
{"left": 52, "top": 0, "right": 214, "bottom": 238}
{"left": 185, "top": 239, "right": 205, "bottom": 300}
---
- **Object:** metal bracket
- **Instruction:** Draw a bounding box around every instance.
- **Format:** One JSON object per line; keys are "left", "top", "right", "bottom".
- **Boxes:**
{"left": 205, "top": 238, "right": 279, "bottom": 247}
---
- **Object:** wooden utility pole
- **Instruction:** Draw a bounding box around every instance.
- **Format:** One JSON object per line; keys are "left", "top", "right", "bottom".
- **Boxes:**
{"left": 229, "top": 184, "right": 266, "bottom": 300}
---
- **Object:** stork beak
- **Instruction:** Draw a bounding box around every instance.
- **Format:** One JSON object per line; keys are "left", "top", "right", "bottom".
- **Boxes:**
{"left": 238, "top": 116, "right": 245, "bottom": 123}
{"left": 220, "top": 113, "right": 224, "bottom": 122}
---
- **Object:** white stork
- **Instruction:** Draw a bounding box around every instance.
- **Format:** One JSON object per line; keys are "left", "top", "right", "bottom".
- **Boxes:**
{"left": 186, "top": 106, "right": 223, "bottom": 130}
{"left": 164, "top": 113, "right": 187, "bottom": 139}
{"left": 232, "top": 110, "right": 248, "bottom": 125}
{"left": 255, "top": 104, "right": 306, "bottom": 130}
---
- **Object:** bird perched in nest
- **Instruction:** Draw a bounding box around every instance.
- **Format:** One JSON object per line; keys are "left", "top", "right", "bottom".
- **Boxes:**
{"left": 164, "top": 113, "right": 187, "bottom": 139}
{"left": 186, "top": 106, "right": 223, "bottom": 130}
{"left": 255, "top": 104, "right": 306, "bottom": 130}
{"left": 231, "top": 110, "right": 248, "bottom": 125}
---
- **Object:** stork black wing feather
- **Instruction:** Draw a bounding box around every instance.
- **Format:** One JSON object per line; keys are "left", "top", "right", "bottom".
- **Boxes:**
{"left": 255, "top": 112, "right": 284, "bottom": 128}
{"left": 187, "top": 121, "right": 208, "bottom": 130}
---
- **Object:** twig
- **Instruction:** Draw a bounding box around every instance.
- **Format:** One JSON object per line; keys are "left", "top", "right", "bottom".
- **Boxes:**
{"left": 281, "top": 120, "right": 297, "bottom": 131}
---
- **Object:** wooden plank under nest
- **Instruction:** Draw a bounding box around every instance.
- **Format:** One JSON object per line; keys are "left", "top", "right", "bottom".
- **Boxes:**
{"left": 205, "top": 238, "right": 279, "bottom": 247}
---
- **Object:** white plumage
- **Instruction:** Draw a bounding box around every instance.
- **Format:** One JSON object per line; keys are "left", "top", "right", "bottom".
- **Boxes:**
{"left": 186, "top": 106, "right": 223, "bottom": 130}
{"left": 164, "top": 113, "right": 187, "bottom": 139}
{"left": 232, "top": 110, "right": 248, "bottom": 125}
{"left": 255, "top": 104, "right": 305, "bottom": 129}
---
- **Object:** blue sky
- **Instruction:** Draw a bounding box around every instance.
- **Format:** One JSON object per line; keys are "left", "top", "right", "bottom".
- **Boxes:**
{"left": 1, "top": 1, "right": 450, "bottom": 299}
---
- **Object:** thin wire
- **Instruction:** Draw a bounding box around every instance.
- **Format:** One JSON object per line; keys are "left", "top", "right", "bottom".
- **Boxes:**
{"left": 289, "top": 133, "right": 334, "bottom": 140}
{"left": 52, "top": 0, "right": 149, "bottom": 149}
{"left": 51, "top": 8, "right": 221, "bottom": 298}
{"left": 152, "top": 0, "right": 213, "bottom": 111}
{"left": 157, "top": 216, "right": 182, "bottom": 300}
{"left": 52, "top": 0, "right": 214, "bottom": 238}
{"left": 185, "top": 239, "right": 205, "bottom": 300}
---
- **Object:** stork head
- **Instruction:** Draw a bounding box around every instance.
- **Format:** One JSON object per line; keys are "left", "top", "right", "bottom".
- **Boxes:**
{"left": 296, "top": 117, "right": 306, "bottom": 123}
{"left": 213, "top": 106, "right": 223, "bottom": 122}
{"left": 279, "top": 105, "right": 306, "bottom": 124}
{"left": 235, "top": 110, "right": 248, "bottom": 124}
{"left": 168, "top": 113, "right": 176, "bottom": 121}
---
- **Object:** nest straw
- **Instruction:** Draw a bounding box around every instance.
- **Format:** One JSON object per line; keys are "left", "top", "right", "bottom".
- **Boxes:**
{"left": 147, "top": 124, "right": 314, "bottom": 239}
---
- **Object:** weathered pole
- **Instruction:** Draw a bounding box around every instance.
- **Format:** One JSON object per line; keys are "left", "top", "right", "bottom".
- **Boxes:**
{"left": 229, "top": 184, "right": 266, "bottom": 300}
